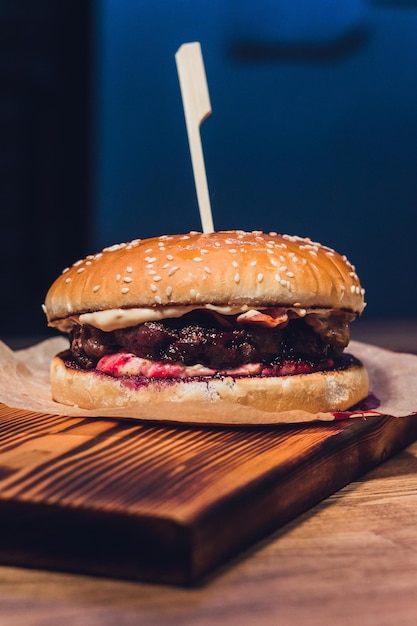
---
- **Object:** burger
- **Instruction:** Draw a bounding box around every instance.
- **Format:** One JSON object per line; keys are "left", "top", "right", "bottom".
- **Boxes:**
{"left": 43, "top": 230, "right": 369, "bottom": 415}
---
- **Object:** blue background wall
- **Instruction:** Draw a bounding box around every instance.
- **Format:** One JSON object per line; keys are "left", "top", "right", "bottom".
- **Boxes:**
{"left": 92, "top": 0, "right": 417, "bottom": 321}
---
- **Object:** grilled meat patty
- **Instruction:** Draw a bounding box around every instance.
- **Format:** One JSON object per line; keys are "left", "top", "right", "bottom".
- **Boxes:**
{"left": 68, "top": 310, "right": 349, "bottom": 371}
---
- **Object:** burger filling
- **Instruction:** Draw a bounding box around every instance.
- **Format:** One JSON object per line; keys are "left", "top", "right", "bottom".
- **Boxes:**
{"left": 61, "top": 308, "right": 357, "bottom": 380}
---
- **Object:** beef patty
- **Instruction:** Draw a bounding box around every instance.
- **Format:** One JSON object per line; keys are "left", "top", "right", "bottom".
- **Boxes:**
{"left": 68, "top": 310, "right": 348, "bottom": 371}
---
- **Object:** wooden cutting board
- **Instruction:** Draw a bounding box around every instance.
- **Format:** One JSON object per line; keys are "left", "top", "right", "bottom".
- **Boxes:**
{"left": 0, "top": 402, "right": 416, "bottom": 586}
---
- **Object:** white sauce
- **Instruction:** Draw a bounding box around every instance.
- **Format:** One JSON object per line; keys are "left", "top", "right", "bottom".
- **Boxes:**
{"left": 78, "top": 304, "right": 252, "bottom": 332}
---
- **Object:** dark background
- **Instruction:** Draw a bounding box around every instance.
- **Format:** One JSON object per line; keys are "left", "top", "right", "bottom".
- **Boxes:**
{"left": 2, "top": 0, "right": 417, "bottom": 342}
{"left": 0, "top": 0, "right": 92, "bottom": 339}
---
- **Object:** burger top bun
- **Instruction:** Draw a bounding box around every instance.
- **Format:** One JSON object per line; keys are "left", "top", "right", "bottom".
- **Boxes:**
{"left": 44, "top": 230, "right": 366, "bottom": 326}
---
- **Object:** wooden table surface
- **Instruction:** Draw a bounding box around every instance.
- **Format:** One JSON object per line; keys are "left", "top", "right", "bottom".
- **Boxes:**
{"left": 2, "top": 321, "right": 417, "bottom": 626}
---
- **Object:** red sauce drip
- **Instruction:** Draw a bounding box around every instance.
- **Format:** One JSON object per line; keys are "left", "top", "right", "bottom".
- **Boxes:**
{"left": 260, "top": 358, "right": 334, "bottom": 377}
{"left": 332, "top": 392, "right": 381, "bottom": 419}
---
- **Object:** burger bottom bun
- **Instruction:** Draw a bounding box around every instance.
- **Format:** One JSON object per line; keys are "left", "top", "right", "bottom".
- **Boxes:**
{"left": 50, "top": 354, "right": 369, "bottom": 420}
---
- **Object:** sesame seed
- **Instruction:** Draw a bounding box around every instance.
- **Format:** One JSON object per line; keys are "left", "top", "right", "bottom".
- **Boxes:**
{"left": 168, "top": 266, "right": 179, "bottom": 276}
{"left": 145, "top": 256, "right": 156, "bottom": 263}
{"left": 350, "top": 285, "right": 356, "bottom": 293}
{"left": 93, "top": 285, "right": 100, "bottom": 292}
{"left": 145, "top": 248, "right": 153, "bottom": 253}
{"left": 274, "top": 274, "right": 281, "bottom": 282}
{"left": 280, "top": 279, "right": 288, "bottom": 286}
{"left": 193, "top": 257, "right": 202, "bottom": 262}
{"left": 62, "top": 267, "right": 70, "bottom": 274}
{"left": 155, "top": 295, "right": 162, "bottom": 304}
{"left": 146, "top": 264, "right": 154, "bottom": 269}
{"left": 116, "top": 274, "right": 121, "bottom": 281}
{"left": 77, "top": 267, "right": 85, "bottom": 274}
{"left": 65, "top": 277, "right": 71, "bottom": 283}
{"left": 232, "top": 260, "right": 239, "bottom": 268}
{"left": 270, "top": 258, "right": 278, "bottom": 267}
{"left": 153, "top": 275, "right": 162, "bottom": 282}
{"left": 309, "top": 250, "right": 317, "bottom": 257}
{"left": 257, "top": 273, "right": 264, "bottom": 282}
{"left": 214, "top": 242, "right": 221, "bottom": 247}
{"left": 126, "top": 266, "right": 133, "bottom": 272}
{"left": 150, "top": 284, "right": 157, "bottom": 292}
{"left": 162, "top": 262, "right": 170, "bottom": 269}
{"left": 121, "top": 287, "right": 129, "bottom": 294}
{"left": 279, "top": 265, "right": 287, "bottom": 272}
{"left": 266, "top": 249, "right": 274, "bottom": 254}
{"left": 286, "top": 271, "right": 295, "bottom": 278}
{"left": 190, "top": 288, "right": 197, "bottom": 297}
{"left": 250, "top": 261, "right": 257, "bottom": 267}
{"left": 86, "top": 260, "right": 92, "bottom": 266}
{"left": 228, "top": 248, "right": 237, "bottom": 254}
{"left": 148, "top": 270, "right": 156, "bottom": 275}
{"left": 166, "top": 254, "right": 174, "bottom": 261}
{"left": 166, "top": 286, "right": 172, "bottom": 297}
{"left": 234, "top": 273, "right": 240, "bottom": 283}
{"left": 225, "top": 238, "right": 234, "bottom": 244}
{"left": 204, "top": 266, "right": 211, "bottom": 274}
{"left": 104, "top": 244, "right": 122, "bottom": 252}
{"left": 123, "top": 276, "right": 132, "bottom": 283}
{"left": 73, "top": 259, "right": 83, "bottom": 266}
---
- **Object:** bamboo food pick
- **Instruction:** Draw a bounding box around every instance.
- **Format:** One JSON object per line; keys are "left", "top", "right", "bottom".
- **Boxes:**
{"left": 175, "top": 42, "right": 214, "bottom": 233}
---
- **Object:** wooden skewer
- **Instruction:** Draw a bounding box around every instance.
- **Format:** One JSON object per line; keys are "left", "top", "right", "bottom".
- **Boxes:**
{"left": 175, "top": 42, "right": 214, "bottom": 233}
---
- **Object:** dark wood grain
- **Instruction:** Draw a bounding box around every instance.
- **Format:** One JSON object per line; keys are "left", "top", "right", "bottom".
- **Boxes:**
{"left": 0, "top": 403, "right": 416, "bottom": 585}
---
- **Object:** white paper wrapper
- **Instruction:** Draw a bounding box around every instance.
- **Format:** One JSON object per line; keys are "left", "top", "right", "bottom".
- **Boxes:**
{"left": 0, "top": 337, "right": 416, "bottom": 425}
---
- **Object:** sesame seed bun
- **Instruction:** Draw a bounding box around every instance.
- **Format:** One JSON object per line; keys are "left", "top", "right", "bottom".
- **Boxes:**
{"left": 44, "top": 230, "right": 365, "bottom": 328}
{"left": 50, "top": 353, "right": 369, "bottom": 419}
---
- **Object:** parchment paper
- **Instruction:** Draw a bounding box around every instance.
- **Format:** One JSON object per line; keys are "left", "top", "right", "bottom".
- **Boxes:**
{"left": 0, "top": 337, "right": 416, "bottom": 424}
